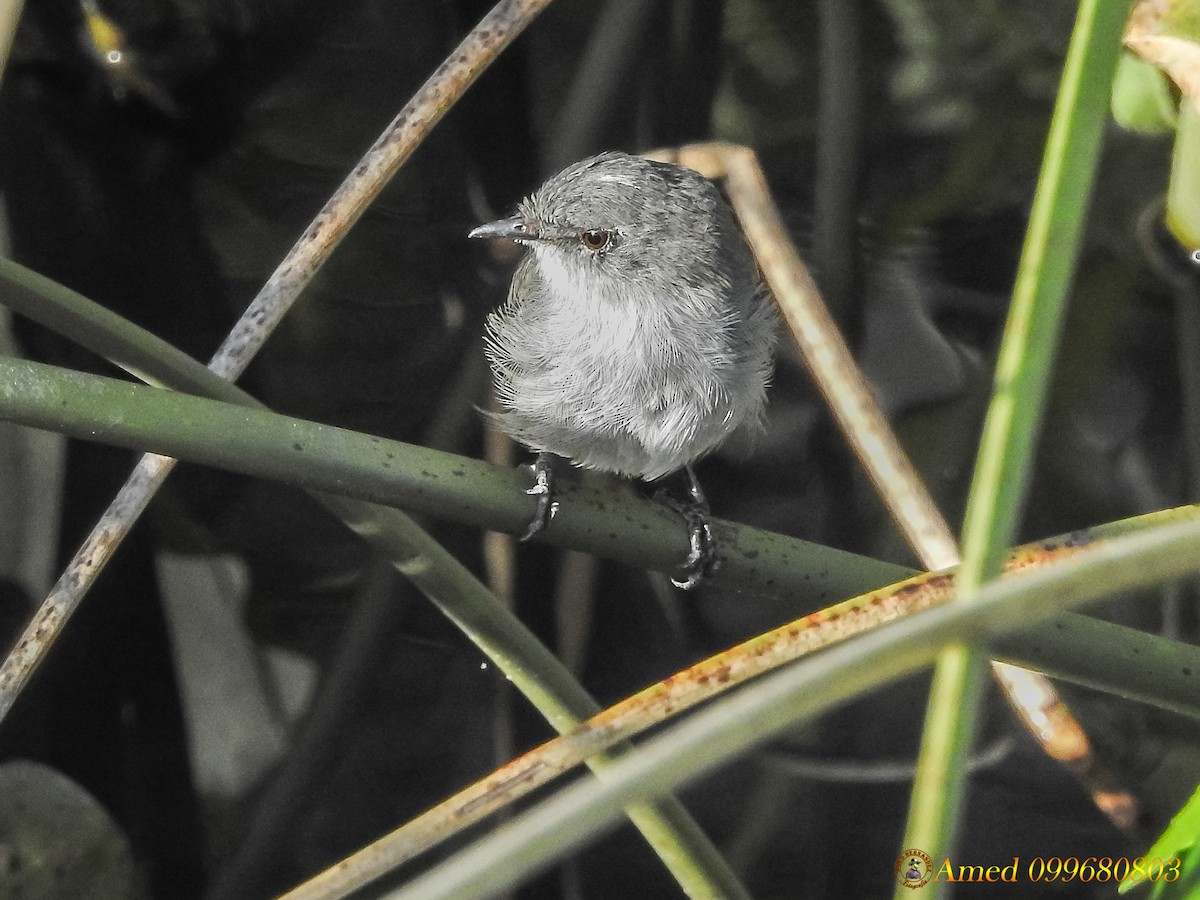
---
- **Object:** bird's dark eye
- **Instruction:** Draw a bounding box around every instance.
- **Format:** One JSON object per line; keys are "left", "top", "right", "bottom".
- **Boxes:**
{"left": 579, "top": 230, "right": 613, "bottom": 253}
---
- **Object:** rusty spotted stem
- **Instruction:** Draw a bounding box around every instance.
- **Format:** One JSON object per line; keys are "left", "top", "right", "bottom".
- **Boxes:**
{"left": 283, "top": 511, "right": 1200, "bottom": 900}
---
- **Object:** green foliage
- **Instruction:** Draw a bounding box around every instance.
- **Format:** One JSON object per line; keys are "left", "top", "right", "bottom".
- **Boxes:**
{"left": 1112, "top": 52, "right": 1179, "bottom": 133}
{"left": 1120, "top": 784, "right": 1200, "bottom": 898}
{"left": 899, "top": 0, "right": 1130, "bottom": 886}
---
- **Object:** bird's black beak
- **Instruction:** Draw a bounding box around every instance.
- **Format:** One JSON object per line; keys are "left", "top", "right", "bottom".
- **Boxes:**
{"left": 468, "top": 216, "right": 539, "bottom": 242}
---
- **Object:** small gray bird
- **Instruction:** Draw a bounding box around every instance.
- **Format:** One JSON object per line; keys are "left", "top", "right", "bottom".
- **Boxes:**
{"left": 470, "top": 151, "right": 776, "bottom": 588}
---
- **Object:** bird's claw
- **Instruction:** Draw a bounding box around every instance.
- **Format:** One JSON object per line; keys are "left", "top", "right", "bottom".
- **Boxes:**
{"left": 658, "top": 464, "right": 719, "bottom": 590}
{"left": 520, "top": 452, "right": 558, "bottom": 542}
{"left": 520, "top": 484, "right": 558, "bottom": 542}
{"left": 669, "top": 504, "right": 719, "bottom": 589}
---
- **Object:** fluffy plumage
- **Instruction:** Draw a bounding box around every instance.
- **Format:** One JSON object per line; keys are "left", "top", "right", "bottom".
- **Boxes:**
{"left": 481, "top": 151, "right": 776, "bottom": 481}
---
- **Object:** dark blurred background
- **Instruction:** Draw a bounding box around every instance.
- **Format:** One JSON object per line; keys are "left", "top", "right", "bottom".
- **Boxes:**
{"left": 0, "top": 1, "right": 1197, "bottom": 897}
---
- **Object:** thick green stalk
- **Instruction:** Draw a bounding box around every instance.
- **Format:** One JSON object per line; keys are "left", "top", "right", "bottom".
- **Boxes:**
{"left": 0, "top": 346, "right": 903, "bottom": 604}
{"left": 2, "top": 352, "right": 1199, "bottom": 713}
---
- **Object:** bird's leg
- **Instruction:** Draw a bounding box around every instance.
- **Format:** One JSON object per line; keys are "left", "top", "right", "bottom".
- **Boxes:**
{"left": 655, "top": 463, "right": 719, "bottom": 589}
{"left": 521, "top": 451, "right": 560, "bottom": 541}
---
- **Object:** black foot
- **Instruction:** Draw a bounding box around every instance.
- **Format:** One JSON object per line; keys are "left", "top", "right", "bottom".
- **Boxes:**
{"left": 521, "top": 451, "right": 559, "bottom": 541}
{"left": 655, "top": 464, "right": 719, "bottom": 589}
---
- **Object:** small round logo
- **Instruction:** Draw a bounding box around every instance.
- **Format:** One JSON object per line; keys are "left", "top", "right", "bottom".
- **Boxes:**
{"left": 895, "top": 849, "right": 934, "bottom": 890}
